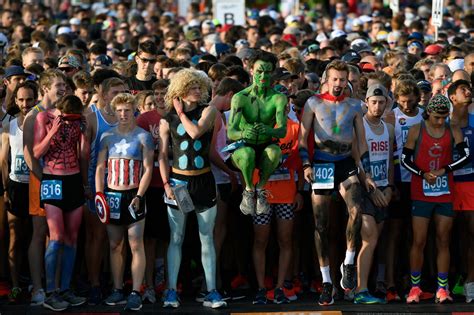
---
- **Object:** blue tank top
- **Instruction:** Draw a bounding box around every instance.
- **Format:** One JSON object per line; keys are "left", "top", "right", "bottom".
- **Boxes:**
{"left": 453, "top": 125, "right": 474, "bottom": 182}
{"left": 87, "top": 110, "right": 118, "bottom": 185}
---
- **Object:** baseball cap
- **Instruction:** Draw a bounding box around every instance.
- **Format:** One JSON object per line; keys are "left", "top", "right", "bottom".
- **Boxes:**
{"left": 58, "top": 55, "right": 82, "bottom": 69}
{"left": 424, "top": 44, "right": 443, "bottom": 55}
{"left": 448, "top": 59, "right": 464, "bottom": 72}
{"left": 185, "top": 28, "right": 202, "bottom": 41}
{"left": 281, "top": 34, "right": 298, "bottom": 46}
{"left": 218, "top": 24, "right": 233, "bottom": 33}
{"left": 448, "top": 79, "right": 471, "bottom": 97}
{"left": 236, "top": 47, "right": 256, "bottom": 60}
{"left": 366, "top": 83, "right": 388, "bottom": 99}
{"left": 408, "top": 32, "right": 424, "bottom": 42}
{"left": 209, "top": 43, "right": 231, "bottom": 57}
{"left": 4, "top": 66, "right": 29, "bottom": 79}
{"left": 93, "top": 54, "right": 113, "bottom": 67}
{"left": 351, "top": 38, "right": 372, "bottom": 53}
{"left": 235, "top": 39, "right": 249, "bottom": 49}
{"left": 417, "top": 80, "right": 432, "bottom": 92}
{"left": 341, "top": 50, "right": 361, "bottom": 63}
{"left": 272, "top": 67, "right": 298, "bottom": 81}
{"left": 330, "top": 30, "right": 346, "bottom": 40}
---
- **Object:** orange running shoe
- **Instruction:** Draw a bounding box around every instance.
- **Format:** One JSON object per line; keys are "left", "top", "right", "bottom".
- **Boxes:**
{"left": 283, "top": 286, "right": 297, "bottom": 301}
{"left": 406, "top": 286, "right": 422, "bottom": 304}
{"left": 435, "top": 288, "right": 453, "bottom": 304}
{"left": 292, "top": 278, "right": 302, "bottom": 294}
{"left": 231, "top": 274, "right": 250, "bottom": 290}
{"left": 310, "top": 279, "right": 323, "bottom": 294}
{"left": 386, "top": 287, "right": 401, "bottom": 302}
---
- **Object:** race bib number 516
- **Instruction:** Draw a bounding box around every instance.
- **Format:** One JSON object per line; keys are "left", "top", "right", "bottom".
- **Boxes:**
{"left": 41, "top": 180, "right": 62, "bottom": 200}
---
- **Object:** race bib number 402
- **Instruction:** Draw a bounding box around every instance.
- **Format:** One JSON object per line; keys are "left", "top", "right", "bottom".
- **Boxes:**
{"left": 312, "top": 163, "right": 335, "bottom": 189}
{"left": 423, "top": 175, "right": 450, "bottom": 197}
{"left": 41, "top": 180, "right": 62, "bottom": 200}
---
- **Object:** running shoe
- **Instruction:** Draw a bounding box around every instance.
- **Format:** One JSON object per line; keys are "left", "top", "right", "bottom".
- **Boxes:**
{"left": 465, "top": 282, "right": 474, "bottom": 303}
{"left": 435, "top": 288, "right": 453, "bottom": 304}
{"left": 256, "top": 190, "right": 271, "bottom": 215}
{"left": 31, "top": 288, "right": 46, "bottom": 306}
{"left": 163, "top": 289, "right": 180, "bottom": 308}
{"left": 231, "top": 274, "right": 250, "bottom": 290}
{"left": 318, "top": 282, "right": 334, "bottom": 306}
{"left": 240, "top": 190, "right": 256, "bottom": 215}
{"left": 292, "top": 278, "right": 303, "bottom": 295}
{"left": 354, "top": 289, "right": 386, "bottom": 304}
{"left": 406, "top": 286, "right": 422, "bottom": 304}
{"left": 43, "top": 291, "right": 69, "bottom": 312}
{"left": 386, "top": 286, "right": 401, "bottom": 302}
{"left": 142, "top": 286, "right": 156, "bottom": 304}
{"left": 104, "top": 288, "right": 127, "bottom": 306}
{"left": 203, "top": 290, "right": 227, "bottom": 309}
{"left": 61, "top": 289, "right": 86, "bottom": 306}
{"left": 283, "top": 282, "right": 298, "bottom": 301}
{"left": 88, "top": 286, "right": 102, "bottom": 305}
{"left": 195, "top": 291, "right": 207, "bottom": 303}
{"left": 310, "top": 279, "right": 323, "bottom": 294}
{"left": 274, "top": 287, "right": 290, "bottom": 304}
{"left": 253, "top": 288, "right": 268, "bottom": 305}
{"left": 340, "top": 263, "right": 357, "bottom": 291}
{"left": 373, "top": 281, "right": 387, "bottom": 299}
{"left": 453, "top": 275, "right": 465, "bottom": 296}
{"left": 8, "top": 287, "right": 22, "bottom": 304}
{"left": 124, "top": 291, "right": 142, "bottom": 311}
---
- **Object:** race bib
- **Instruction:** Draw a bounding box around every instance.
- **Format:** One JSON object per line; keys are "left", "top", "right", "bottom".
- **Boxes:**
{"left": 105, "top": 192, "right": 122, "bottom": 219}
{"left": 371, "top": 160, "right": 388, "bottom": 186}
{"left": 268, "top": 168, "right": 291, "bottom": 182}
{"left": 14, "top": 155, "right": 29, "bottom": 176}
{"left": 401, "top": 126, "right": 410, "bottom": 145}
{"left": 41, "top": 180, "right": 62, "bottom": 200}
{"left": 423, "top": 175, "right": 450, "bottom": 197}
{"left": 312, "top": 163, "right": 335, "bottom": 189}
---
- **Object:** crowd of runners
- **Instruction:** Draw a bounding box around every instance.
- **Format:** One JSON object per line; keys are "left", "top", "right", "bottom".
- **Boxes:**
{"left": 0, "top": 0, "right": 474, "bottom": 312}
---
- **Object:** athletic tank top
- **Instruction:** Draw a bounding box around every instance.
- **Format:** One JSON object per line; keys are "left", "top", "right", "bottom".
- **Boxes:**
{"left": 364, "top": 118, "right": 390, "bottom": 187}
{"left": 394, "top": 107, "right": 423, "bottom": 182}
{"left": 411, "top": 122, "right": 453, "bottom": 203}
{"left": 9, "top": 118, "right": 29, "bottom": 183}
{"left": 453, "top": 125, "right": 474, "bottom": 182}
{"left": 89, "top": 103, "right": 98, "bottom": 113}
{"left": 88, "top": 110, "right": 118, "bottom": 185}
{"left": 165, "top": 106, "right": 213, "bottom": 171}
{"left": 211, "top": 113, "right": 230, "bottom": 184}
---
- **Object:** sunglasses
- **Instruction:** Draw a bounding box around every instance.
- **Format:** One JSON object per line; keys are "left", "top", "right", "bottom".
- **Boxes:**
{"left": 137, "top": 55, "right": 157, "bottom": 64}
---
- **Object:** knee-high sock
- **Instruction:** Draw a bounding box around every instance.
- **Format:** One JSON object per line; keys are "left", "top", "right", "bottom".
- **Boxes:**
{"left": 166, "top": 207, "right": 186, "bottom": 290}
{"left": 197, "top": 206, "right": 217, "bottom": 291}
{"left": 60, "top": 245, "right": 77, "bottom": 291}
{"left": 45, "top": 241, "right": 63, "bottom": 293}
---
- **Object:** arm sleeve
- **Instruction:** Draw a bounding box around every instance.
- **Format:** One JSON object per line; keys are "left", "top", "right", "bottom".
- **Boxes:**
{"left": 401, "top": 147, "right": 424, "bottom": 176}
{"left": 444, "top": 141, "right": 470, "bottom": 172}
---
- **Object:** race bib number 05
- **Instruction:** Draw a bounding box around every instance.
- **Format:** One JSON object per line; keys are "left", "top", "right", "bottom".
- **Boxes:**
{"left": 105, "top": 192, "right": 122, "bottom": 219}
{"left": 423, "top": 174, "right": 450, "bottom": 197}
{"left": 41, "top": 180, "right": 62, "bottom": 200}
{"left": 312, "top": 163, "right": 335, "bottom": 190}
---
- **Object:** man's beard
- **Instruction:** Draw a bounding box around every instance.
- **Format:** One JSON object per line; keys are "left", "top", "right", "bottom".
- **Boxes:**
{"left": 332, "top": 88, "right": 342, "bottom": 96}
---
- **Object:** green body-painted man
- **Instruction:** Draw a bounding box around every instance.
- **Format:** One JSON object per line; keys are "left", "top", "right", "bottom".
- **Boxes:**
{"left": 227, "top": 50, "right": 288, "bottom": 215}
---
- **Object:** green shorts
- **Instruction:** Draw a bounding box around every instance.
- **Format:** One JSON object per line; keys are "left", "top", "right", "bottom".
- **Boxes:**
{"left": 411, "top": 200, "right": 453, "bottom": 218}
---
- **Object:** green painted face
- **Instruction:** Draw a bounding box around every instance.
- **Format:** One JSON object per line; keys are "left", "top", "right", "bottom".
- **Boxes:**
{"left": 252, "top": 60, "right": 273, "bottom": 90}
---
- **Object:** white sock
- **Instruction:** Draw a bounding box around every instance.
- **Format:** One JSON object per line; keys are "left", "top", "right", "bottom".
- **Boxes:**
{"left": 320, "top": 265, "right": 332, "bottom": 284}
{"left": 377, "top": 264, "right": 385, "bottom": 283}
{"left": 344, "top": 250, "right": 356, "bottom": 265}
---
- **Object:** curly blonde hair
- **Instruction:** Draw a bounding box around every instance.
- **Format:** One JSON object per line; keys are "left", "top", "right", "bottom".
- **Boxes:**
{"left": 164, "top": 68, "right": 211, "bottom": 111}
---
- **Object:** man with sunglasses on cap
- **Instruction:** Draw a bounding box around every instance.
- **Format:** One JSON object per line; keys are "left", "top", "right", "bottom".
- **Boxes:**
{"left": 402, "top": 94, "right": 469, "bottom": 304}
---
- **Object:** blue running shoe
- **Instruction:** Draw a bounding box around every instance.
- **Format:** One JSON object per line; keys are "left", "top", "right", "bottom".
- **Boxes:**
{"left": 253, "top": 288, "right": 268, "bottom": 305}
{"left": 163, "top": 289, "right": 180, "bottom": 308}
{"left": 203, "top": 290, "right": 227, "bottom": 309}
{"left": 124, "top": 291, "right": 142, "bottom": 311}
{"left": 354, "top": 289, "right": 386, "bottom": 304}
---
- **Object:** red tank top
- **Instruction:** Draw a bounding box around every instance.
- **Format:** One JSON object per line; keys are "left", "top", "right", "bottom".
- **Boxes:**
{"left": 411, "top": 122, "right": 453, "bottom": 203}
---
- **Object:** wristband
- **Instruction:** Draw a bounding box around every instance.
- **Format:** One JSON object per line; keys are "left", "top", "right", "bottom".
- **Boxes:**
{"left": 135, "top": 194, "right": 143, "bottom": 201}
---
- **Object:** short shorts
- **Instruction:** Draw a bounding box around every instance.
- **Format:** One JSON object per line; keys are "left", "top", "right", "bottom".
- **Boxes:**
{"left": 361, "top": 187, "right": 388, "bottom": 224}
{"left": 453, "top": 181, "right": 474, "bottom": 211}
{"left": 412, "top": 200, "right": 454, "bottom": 218}
{"left": 170, "top": 171, "right": 217, "bottom": 211}
{"left": 312, "top": 157, "right": 359, "bottom": 195}
{"left": 253, "top": 203, "right": 295, "bottom": 225}
{"left": 106, "top": 187, "right": 146, "bottom": 226}
{"left": 29, "top": 173, "right": 45, "bottom": 216}
{"left": 144, "top": 186, "right": 168, "bottom": 240}
{"left": 6, "top": 180, "right": 29, "bottom": 218}
{"left": 40, "top": 173, "right": 85, "bottom": 212}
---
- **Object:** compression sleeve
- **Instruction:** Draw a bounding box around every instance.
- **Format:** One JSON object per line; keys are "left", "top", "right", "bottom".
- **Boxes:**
{"left": 444, "top": 141, "right": 470, "bottom": 172}
{"left": 401, "top": 147, "right": 424, "bottom": 176}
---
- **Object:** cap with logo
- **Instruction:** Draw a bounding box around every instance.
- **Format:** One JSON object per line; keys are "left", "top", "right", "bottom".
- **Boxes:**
{"left": 366, "top": 83, "right": 388, "bottom": 99}
{"left": 59, "top": 55, "right": 82, "bottom": 69}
